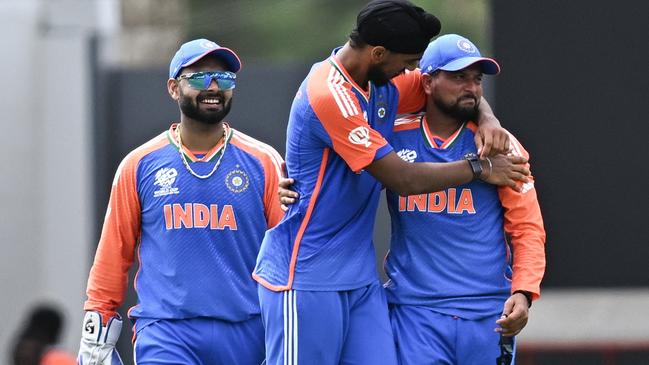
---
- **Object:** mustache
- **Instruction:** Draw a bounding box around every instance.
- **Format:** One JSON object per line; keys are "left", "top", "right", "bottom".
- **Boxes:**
{"left": 458, "top": 94, "right": 478, "bottom": 103}
{"left": 197, "top": 91, "right": 225, "bottom": 101}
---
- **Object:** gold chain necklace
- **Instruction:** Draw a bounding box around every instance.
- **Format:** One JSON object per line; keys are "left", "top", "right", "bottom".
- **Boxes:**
{"left": 176, "top": 124, "right": 229, "bottom": 179}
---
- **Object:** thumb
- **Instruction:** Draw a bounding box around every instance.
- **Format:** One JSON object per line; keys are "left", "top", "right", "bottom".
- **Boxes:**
{"left": 474, "top": 133, "right": 484, "bottom": 157}
{"left": 501, "top": 296, "right": 515, "bottom": 317}
{"left": 281, "top": 162, "right": 288, "bottom": 178}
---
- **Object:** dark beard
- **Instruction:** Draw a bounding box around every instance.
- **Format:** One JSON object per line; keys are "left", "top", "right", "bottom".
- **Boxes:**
{"left": 367, "top": 64, "right": 392, "bottom": 86}
{"left": 178, "top": 89, "right": 232, "bottom": 125}
{"left": 433, "top": 95, "right": 479, "bottom": 122}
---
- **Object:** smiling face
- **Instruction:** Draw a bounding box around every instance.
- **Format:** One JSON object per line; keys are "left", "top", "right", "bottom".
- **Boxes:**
{"left": 168, "top": 55, "right": 234, "bottom": 125}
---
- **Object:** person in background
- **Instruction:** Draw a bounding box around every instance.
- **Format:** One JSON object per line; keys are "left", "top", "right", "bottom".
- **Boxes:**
{"left": 12, "top": 304, "right": 76, "bottom": 365}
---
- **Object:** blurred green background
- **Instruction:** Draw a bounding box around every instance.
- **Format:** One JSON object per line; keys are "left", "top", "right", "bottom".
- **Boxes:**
{"left": 187, "top": 0, "right": 490, "bottom": 64}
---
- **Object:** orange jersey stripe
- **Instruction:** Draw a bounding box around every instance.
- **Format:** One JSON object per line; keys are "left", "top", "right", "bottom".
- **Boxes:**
{"left": 253, "top": 148, "right": 330, "bottom": 291}
{"left": 307, "top": 61, "right": 388, "bottom": 172}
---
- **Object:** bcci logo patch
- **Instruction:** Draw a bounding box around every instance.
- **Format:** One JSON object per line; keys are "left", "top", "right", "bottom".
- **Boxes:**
{"left": 225, "top": 168, "right": 250, "bottom": 193}
{"left": 154, "top": 168, "right": 180, "bottom": 197}
{"left": 377, "top": 107, "right": 386, "bottom": 119}
{"left": 457, "top": 39, "right": 477, "bottom": 53}
{"left": 200, "top": 40, "right": 218, "bottom": 49}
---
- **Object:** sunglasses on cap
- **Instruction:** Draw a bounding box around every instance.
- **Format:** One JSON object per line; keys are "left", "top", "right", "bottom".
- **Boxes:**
{"left": 177, "top": 71, "right": 236, "bottom": 90}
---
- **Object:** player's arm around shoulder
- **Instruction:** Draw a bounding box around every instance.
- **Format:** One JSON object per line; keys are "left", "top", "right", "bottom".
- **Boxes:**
{"left": 366, "top": 144, "right": 530, "bottom": 197}
{"left": 392, "top": 69, "right": 426, "bottom": 114}
{"left": 473, "top": 99, "right": 513, "bottom": 157}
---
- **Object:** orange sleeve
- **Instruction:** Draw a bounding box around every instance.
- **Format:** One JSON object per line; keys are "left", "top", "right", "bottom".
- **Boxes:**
{"left": 262, "top": 153, "right": 285, "bottom": 228}
{"left": 392, "top": 69, "right": 426, "bottom": 114}
{"left": 230, "top": 132, "right": 285, "bottom": 228}
{"left": 307, "top": 63, "right": 390, "bottom": 172}
{"left": 498, "top": 134, "right": 546, "bottom": 301}
{"left": 83, "top": 152, "right": 142, "bottom": 322}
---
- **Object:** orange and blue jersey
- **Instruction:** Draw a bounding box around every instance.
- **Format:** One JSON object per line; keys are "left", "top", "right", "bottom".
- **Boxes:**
{"left": 253, "top": 50, "right": 424, "bottom": 291}
{"left": 84, "top": 123, "right": 284, "bottom": 324}
{"left": 384, "top": 115, "right": 546, "bottom": 319}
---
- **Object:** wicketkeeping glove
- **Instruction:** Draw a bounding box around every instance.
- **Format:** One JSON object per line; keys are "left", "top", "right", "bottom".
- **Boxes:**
{"left": 77, "top": 311, "right": 124, "bottom": 365}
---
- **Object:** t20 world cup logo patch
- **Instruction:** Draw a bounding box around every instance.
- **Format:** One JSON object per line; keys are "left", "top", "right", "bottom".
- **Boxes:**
{"left": 153, "top": 167, "right": 180, "bottom": 197}
{"left": 225, "top": 168, "right": 249, "bottom": 193}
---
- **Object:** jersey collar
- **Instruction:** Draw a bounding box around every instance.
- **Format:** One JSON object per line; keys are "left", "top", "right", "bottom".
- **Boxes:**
{"left": 167, "top": 123, "right": 233, "bottom": 163}
{"left": 420, "top": 115, "right": 468, "bottom": 150}
{"left": 329, "top": 47, "right": 371, "bottom": 103}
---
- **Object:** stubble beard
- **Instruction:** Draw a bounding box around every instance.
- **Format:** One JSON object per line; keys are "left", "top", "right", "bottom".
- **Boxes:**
{"left": 367, "top": 64, "right": 392, "bottom": 86}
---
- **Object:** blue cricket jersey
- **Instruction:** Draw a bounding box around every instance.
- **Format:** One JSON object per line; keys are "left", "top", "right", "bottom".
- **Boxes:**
{"left": 384, "top": 115, "right": 545, "bottom": 319}
{"left": 84, "top": 123, "right": 284, "bottom": 324}
{"left": 253, "top": 50, "right": 422, "bottom": 291}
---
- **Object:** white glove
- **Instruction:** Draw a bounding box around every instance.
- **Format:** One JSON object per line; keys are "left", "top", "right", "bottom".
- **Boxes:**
{"left": 77, "top": 311, "right": 124, "bottom": 365}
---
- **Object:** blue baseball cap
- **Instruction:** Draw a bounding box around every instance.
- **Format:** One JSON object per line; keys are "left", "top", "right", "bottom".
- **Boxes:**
{"left": 169, "top": 39, "right": 242, "bottom": 79}
{"left": 419, "top": 34, "right": 500, "bottom": 75}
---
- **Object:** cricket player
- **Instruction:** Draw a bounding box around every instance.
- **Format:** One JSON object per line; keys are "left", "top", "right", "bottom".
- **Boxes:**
{"left": 77, "top": 39, "right": 284, "bottom": 365}
{"left": 385, "top": 34, "right": 546, "bottom": 364}
{"left": 253, "top": 2, "right": 531, "bottom": 364}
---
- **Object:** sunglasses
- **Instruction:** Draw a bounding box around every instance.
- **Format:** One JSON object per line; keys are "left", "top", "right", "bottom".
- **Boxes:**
{"left": 177, "top": 71, "right": 236, "bottom": 90}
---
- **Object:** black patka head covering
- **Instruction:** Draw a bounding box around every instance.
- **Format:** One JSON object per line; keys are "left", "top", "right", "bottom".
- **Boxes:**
{"left": 355, "top": 0, "right": 441, "bottom": 54}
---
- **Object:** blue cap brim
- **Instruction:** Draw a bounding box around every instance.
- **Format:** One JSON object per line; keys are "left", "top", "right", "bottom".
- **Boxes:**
{"left": 179, "top": 48, "right": 242, "bottom": 76}
{"left": 440, "top": 56, "right": 500, "bottom": 75}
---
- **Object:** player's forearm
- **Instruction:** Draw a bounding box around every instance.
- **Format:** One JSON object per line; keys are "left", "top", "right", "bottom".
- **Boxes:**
{"left": 367, "top": 153, "right": 475, "bottom": 196}
{"left": 83, "top": 213, "right": 138, "bottom": 320}
{"left": 396, "top": 161, "right": 475, "bottom": 196}
{"left": 510, "top": 234, "right": 546, "bottom": 300}
{"left": 512, "top": 265, "right": 544, "bottom": 300}
{"left": 84, "top": 255, "right": 130, "bottom": 320}
{"left": 477, "top": 96, "right": 500, "bottom": 128}
{"left": 83, "top": 160, "right": 141, "bottom": 318}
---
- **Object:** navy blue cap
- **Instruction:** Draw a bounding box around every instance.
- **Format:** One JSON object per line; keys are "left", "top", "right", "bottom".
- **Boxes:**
{"left": 169, "top": 39, "right": 242, "bottom": 79}
{"left": 419, "top": 34, "right": 500, "bottom": 75}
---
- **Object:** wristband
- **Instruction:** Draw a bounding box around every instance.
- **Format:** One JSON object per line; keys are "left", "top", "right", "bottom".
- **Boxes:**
{"left": 514, "top": 290, "right": 533, "bottom": 308}
{"left": 464, "top": 153, "right": 482, "bottom": 180}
